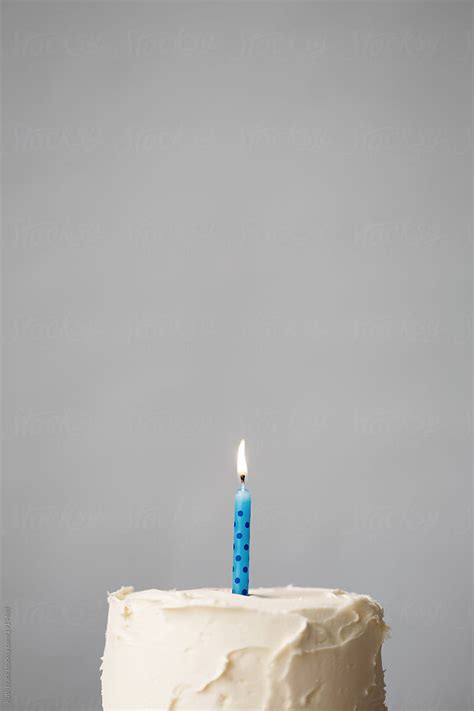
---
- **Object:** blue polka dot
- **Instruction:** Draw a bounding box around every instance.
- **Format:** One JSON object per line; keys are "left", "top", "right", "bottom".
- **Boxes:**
{"left": 236, "top": 555, "right": 241, "bottom": 561}
{"left": 242, "top": 589, "right": 248, "bottom": 595}
{"left": 244, "top": 544, "right": 249, "bottom": 550}
{"left": 232, "top": 566, "right": 234, "bottom": 572}
{"left": 243, "top": 566, "right": 248, "bottom": 573}
{"left": 238, "top": 510, "right": 243, "bottom": 517}
{"left": 235, "top": 578, "right": 240, "bottom": 584}
{"left": 237, "top": 533, "right": 243, "bottom": 539}
{"left": 234, "top": 522, "right": 236, "bottom": 527}
{"left": 233, "top": 544, "right": 235, "bottom": 550}
{"left": 245, "top": 522, "right": 249, "bottom": 528}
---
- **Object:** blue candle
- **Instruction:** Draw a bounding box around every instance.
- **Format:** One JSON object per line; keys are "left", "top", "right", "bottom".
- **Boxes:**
{"left": 232, "top": 440, "right": 251, "bottom": 596}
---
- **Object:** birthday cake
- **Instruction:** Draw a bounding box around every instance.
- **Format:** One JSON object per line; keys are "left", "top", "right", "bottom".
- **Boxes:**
{"left": 101, "top": 586, "right": 389, "bottom": 710}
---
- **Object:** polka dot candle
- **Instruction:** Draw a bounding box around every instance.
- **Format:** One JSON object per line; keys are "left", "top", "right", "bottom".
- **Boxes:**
{"left": 232, "top": 440, "right": 251, "bottom": 596}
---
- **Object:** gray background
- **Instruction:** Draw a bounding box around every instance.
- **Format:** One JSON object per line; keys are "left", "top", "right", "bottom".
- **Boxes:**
{"left": 2, "top": 1, "right": 472, "bottom": 710}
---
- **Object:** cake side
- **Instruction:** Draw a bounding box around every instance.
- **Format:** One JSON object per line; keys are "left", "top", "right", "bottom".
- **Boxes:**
{"left": 101, "top": 586, "right": 389, "bottom": 711}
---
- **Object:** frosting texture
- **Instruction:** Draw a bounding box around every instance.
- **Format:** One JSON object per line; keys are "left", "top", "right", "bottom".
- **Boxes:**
{"left": 101, "top": 586, "right": 388, "bottom": 711}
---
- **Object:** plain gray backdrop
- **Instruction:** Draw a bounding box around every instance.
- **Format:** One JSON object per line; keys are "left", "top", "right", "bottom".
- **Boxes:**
{"left": 2, "top": 1, "right": 472, "bottom": 710}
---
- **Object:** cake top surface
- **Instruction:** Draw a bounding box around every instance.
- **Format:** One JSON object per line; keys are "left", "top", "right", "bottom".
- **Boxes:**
{"left": 109, "top": 585, "right": 382, "bottom": 616}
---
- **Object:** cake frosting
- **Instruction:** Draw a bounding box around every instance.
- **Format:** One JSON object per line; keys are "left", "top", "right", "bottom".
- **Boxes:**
{"left": 101, "top": 586, "right": 389, "bottom": 711}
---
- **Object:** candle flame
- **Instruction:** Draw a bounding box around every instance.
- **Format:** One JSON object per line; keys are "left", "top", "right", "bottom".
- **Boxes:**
{"left": 237, "top": 439, "right": 247, "bottom": 477}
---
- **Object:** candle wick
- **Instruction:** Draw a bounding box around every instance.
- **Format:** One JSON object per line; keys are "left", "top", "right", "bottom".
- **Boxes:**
{"left": 240, "top": 474, "right": 246, "bottom": 489}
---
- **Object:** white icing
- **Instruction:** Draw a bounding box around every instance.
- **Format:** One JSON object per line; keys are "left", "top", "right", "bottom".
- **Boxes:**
{"left": 101, "top": 587, "right": 388, "bottom": 711}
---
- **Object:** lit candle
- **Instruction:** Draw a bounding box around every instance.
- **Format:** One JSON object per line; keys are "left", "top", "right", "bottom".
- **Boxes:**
{"left": 232, "top": 439, "right": 251, "bottom": 596}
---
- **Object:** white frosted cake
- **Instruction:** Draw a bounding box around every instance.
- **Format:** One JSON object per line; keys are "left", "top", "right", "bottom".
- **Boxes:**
{"left": 101, "top": 586, "right": 389, "bottom": 710}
